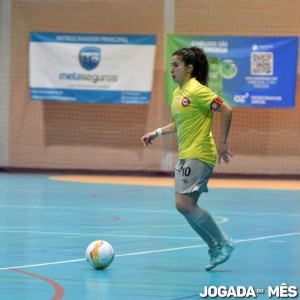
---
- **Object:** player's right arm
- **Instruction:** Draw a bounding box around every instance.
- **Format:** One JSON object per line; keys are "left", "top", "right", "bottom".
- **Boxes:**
{"left": 141, "top": 121, "right": 176, "bottom": 146}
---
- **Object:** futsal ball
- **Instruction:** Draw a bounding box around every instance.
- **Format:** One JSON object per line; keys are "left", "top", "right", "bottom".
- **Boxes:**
{"left": 85, "top": 240, "right": 114, "bottom": 270}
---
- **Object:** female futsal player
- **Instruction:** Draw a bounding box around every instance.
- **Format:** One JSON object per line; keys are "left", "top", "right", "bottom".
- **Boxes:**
{"left": 141, "top": 47, "right": 236, "bottom": 271}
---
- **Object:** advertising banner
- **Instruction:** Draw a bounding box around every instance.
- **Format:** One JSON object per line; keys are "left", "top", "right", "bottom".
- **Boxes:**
{"left": 166, "top": 35, "right": 298, "bottom": 107}
{"left": 30, "top": 32, "right": 156, "bottom": 104}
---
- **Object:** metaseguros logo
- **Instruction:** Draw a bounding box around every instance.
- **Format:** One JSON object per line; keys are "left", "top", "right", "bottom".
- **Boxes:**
{"left": 58, "top": 46, "right": 118, "bottom": 84}
{"left": 79, "top": 46, "right": 101, "bottom": 71}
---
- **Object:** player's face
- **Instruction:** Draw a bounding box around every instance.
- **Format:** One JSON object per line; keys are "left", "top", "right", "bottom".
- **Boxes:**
{"left": 170, "top": 55, "right": 190, "bottom": 87}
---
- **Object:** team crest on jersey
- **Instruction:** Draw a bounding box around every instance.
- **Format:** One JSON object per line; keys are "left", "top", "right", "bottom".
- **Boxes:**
{"left": 181, "top": 97, "right": 190, "bottom": 107}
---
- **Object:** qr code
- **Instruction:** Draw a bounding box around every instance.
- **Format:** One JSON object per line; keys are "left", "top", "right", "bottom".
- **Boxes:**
{"left": 251, "top": 52, "right": 273, "bottom": 75}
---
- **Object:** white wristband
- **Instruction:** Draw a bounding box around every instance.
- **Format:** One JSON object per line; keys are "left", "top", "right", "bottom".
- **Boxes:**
{"left": 156, "top": 128, "right": 163, "bottom": 136}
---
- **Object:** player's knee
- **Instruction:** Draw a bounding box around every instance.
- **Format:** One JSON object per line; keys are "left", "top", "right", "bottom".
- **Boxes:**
{"left": 175, "top": 199, "right": 190, "bottom": 216}
{"left": 176, "top": 192, "right": 199, "bottom": 216}
{"left": 175, "top": 201, "right": 185, "bottom": 215}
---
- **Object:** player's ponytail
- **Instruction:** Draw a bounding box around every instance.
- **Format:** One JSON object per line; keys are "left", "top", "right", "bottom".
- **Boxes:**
{"left": 190, "top": 47, "right": 209, "bottom": 86}
{"left": 172, "top": 46, "right": 209, "bottom": 86}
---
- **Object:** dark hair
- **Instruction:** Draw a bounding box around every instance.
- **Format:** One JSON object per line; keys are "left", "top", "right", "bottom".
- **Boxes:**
{"left": 172, "top": 47, "right": 209, "bottom": 86}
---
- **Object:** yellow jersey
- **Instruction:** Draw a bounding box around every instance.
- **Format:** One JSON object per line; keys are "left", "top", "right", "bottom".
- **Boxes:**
{"left": 171, "top": 78, "right": 218, "bottom": 165}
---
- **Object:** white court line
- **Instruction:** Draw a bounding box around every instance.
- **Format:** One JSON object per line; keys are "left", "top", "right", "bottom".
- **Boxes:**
{"left": 0, "top": 229, "right": 208, "bottom": 240}
{"left": 1, "top": 205, "right": 299, "bottom": 217}
{"left": 0, "top": 232, "right": 299, "bottom": 271}
{"left": 0, "top": 205, "right": 179, "bottom": 214}
{"left": 0, "top": 216, "right": 228, "bottom": 237}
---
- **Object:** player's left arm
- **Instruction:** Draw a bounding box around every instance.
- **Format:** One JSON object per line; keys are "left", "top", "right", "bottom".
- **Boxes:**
{"left": 211, "top": 97, "right": 233, "bottom": 163}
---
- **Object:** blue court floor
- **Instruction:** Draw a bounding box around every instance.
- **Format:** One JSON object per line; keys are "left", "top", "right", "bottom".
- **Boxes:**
{"left": 0, "top": 173, "right": 299, "bottom": 300}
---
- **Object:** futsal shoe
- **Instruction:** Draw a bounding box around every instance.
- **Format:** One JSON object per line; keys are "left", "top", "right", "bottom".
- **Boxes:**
{"left": 205, "top": 238, "right": 236, "bottom": 271}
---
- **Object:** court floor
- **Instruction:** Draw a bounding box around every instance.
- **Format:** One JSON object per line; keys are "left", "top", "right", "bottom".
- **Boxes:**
{"left": 0, "top": 173, "right": 299, "bottom": 300}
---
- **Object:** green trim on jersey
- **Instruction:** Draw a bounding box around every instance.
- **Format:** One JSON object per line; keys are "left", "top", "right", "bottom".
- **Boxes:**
{"left": 171, "top": 78, "right": 218, "bottom": 165}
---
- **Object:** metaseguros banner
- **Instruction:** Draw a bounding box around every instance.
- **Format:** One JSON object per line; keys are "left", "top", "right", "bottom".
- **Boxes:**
{"left": 29, "top": 32, "right": 157, "bottom": 104}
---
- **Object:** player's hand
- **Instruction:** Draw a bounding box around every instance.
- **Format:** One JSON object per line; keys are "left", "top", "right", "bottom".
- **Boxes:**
{"left": 141, "top": 131, "right": 157, "bottom": 146}
{"left": 218, "top": 143, "right": 233, "bottom": 164}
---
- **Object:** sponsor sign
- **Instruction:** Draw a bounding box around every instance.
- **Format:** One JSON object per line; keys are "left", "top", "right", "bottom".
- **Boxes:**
{"left": 167, "top": 35, "right": 298, "bottom": 107}
{"left": 30, "top": 32, "right": 156, "bottom": 104}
